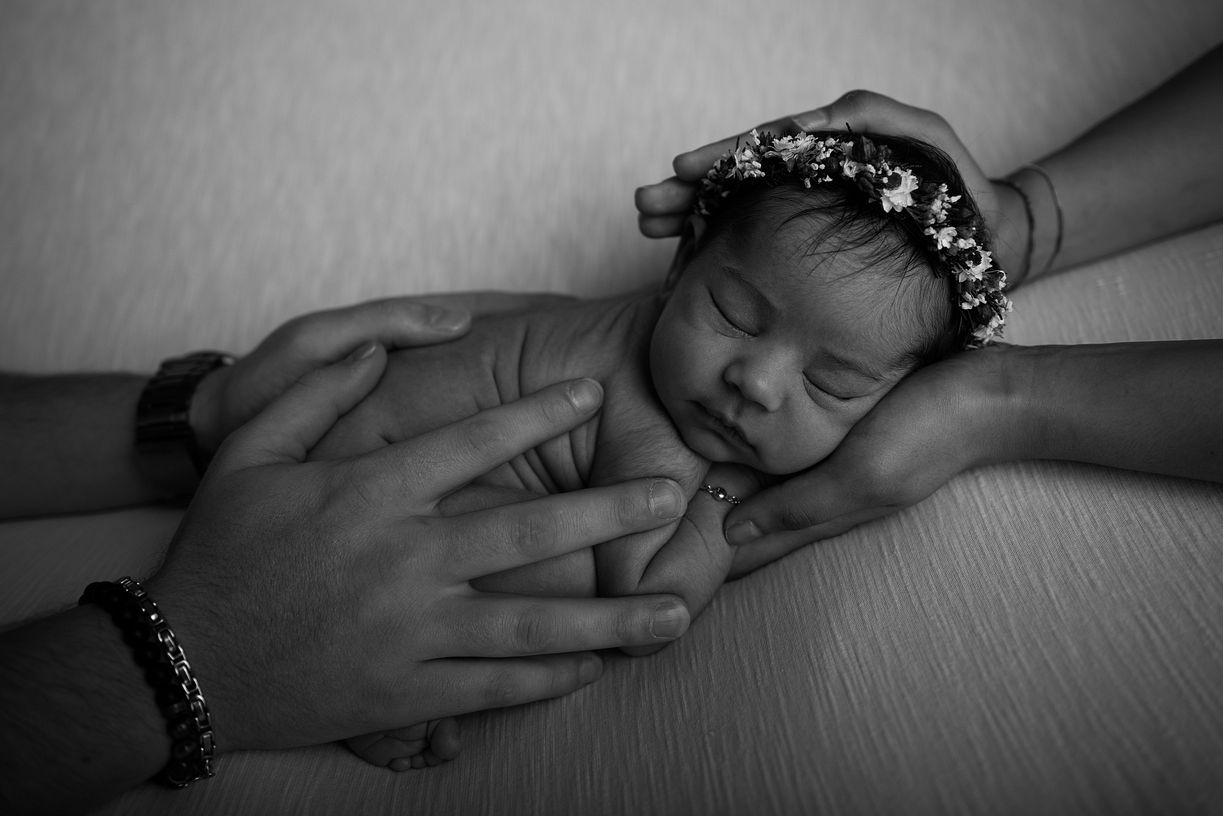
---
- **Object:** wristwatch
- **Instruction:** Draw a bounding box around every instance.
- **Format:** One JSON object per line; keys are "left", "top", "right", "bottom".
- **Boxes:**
{"left": 136, "top": 351, "right": 234, "bottom": 499}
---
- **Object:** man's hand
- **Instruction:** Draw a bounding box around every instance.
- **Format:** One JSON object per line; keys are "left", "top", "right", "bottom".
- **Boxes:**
{"left": 191, "top": 291, "right": 576, "bottom": 455}
{"left": 151, "top": 343, "right": 691, "bottom": 752}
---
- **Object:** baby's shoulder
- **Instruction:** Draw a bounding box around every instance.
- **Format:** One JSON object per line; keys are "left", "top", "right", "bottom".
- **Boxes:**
{"left": 592, "top": 360, "right": 707, "bottom": 493}
{"left": 512, "top": 294, "right": 661, "bottom": 395}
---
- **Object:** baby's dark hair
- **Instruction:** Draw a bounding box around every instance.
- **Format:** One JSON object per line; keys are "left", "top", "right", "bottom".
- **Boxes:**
{"left": 698, "top": 131, "right": 990, "bottom": 369}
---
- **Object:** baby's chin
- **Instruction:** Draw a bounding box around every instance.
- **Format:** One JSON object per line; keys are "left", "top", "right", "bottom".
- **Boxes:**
{"left": 675, "top": 417, "right": 821, "bottom": 476}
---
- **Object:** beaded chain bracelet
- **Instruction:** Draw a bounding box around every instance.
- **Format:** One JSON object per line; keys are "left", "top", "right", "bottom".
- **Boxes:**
{"left": 80, "top": 577, "right": 216, "bottom": 788}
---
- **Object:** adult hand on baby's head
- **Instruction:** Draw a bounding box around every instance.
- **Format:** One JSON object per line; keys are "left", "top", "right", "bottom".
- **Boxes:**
{"left": 723, "top": 346, "right": 1016, "bottom": 578}
{"left": 191, "top": 291, "right": 578, "bottom": 458}
{"left": 635, "top": 91, "right": 1029, "bottom": 281}
{"left": 149, "top": 352, "right": 690, "bottom": 753}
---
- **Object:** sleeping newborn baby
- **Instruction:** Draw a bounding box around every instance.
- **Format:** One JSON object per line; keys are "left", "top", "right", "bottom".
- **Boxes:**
{"left": 312, "top": 130, "right": 1012, "bottom": 770}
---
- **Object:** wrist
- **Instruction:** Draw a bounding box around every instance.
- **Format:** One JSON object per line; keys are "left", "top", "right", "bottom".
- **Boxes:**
{"left": 188, "top": 366, "right": 230, "bottom": 458}
{"left": 988, "top": 180, "right": 1032, "bottom": 287}
{"left": 79, "top": 578, "right": 217, "bottom": 787}
{"left": 1006, "top": 166, "right": 1064, "bottom": 282}
{"left": 959, "top": 344, "right": 1038, "bottom": 468}
{"left": 981, "top": 343, "right": 1053, "bottom": 465}
{"left": 136, "top": 351, "right": 233, "bottom": 498}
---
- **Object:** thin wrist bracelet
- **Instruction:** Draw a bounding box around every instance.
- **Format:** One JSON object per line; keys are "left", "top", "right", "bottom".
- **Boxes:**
{"left": 992, "top": 177, "right": 1033, "bottom": 286}
{"left": 80, "top": 577, "right": 216, "bottom": 788}
{"left": 1019, "top": 164, "right": 1064, "bottom": 277}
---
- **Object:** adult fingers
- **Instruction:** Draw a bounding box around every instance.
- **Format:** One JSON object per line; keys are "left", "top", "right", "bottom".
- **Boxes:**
{"left": 721, "top": 466, "right": 877, "bottom": 571}
{"left": 218, "top": 342, "right": 387, "bottom": 471}
{"left": 414, "top": 653, "right": 606, "bottom": 719}
{"left": 789, "top": 90, "right": 984, "bottom": 183}
{"left": 443, "top": 478, "right": 686, "bottom": 580}
{"left": 358, "top": 379, "right": 605, "bottom": 504}
{"left": 436, "top": 593, "right": 691, "bottom": 657}
{"left": 412, "top": 290, "right": 579, "bottom": 317}
{"left": 787, "top": 90, "right": 956, "bottom": 146}
{"left": 726, "top": 505, "right": 892, "bottom": 578}
{"left": 637, "top": 212, "right": 689, "bottom": 239}
{"left": 634, "top": 177, "right": 698, "bottom": 216}
{"left": 669, "top": 112, "right": 804, "bottom": 181}
{"left": 669, "top": 92, "right": 962, "bottom": 183}
{"left": 435, "top": 484, "right": 542, "bottom": 517}
{"left": 274, "top": 298, "right": 473, "bottom": 360}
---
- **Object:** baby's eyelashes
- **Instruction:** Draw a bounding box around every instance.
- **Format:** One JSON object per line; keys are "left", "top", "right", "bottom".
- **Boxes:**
{"left": 707, "top": 289, "right": 757, "bottom": 337}
{"left": 803, "top": 374, "right": 855, "bottom": 402}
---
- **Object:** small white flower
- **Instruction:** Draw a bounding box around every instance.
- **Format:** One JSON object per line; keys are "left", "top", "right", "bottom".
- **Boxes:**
{"left": 960, "top": 290, "right": 985, "bottom": 309}
{"left": 767, "top": 133, "right": 817, "bottom": 170}
{"left": 928, "top": 184, "right": 961, "bottom": 223}
{"left": 925, "top": 225, "right": 957, "bottom": 249}
{"left": 955, "top": 248, "right": 993, "bottom": 283}
{"left": 880, "top": 168, "right": 919, "bottom": 212}
{"left": 732, "top": 146, "right": 763, "bottom": 179}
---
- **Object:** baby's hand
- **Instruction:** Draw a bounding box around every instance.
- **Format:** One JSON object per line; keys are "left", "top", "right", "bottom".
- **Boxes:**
{"left": 588, "top": 363, "right": 755, "bottom": 650}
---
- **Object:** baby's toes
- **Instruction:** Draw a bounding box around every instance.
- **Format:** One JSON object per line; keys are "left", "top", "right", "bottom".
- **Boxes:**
{"left": 345, "top": 723, "right": 429, "bottom": 769}
{"left": 425, "top": 717, "right": 461, "bottom": 765}
{"left": 389, "top": 718, "right": 461, "bottom": 771}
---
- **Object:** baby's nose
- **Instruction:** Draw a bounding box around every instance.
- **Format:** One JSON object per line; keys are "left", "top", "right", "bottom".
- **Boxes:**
{"left": 725, "top": 357, "right": 784, "bottom": 412}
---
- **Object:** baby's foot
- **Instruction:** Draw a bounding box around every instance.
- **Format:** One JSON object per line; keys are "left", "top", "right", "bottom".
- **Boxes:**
{"left": 345, "top": 718, "right": 461, "bottom": 771}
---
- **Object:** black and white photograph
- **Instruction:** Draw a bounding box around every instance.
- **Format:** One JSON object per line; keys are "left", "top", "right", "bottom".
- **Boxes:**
{"left": 2, "top": 1, "right": 1221, "bottom": 813}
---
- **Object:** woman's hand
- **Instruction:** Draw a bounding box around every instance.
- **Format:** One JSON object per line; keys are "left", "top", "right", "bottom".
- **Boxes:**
{"left": 634, "top": 91, "right": 1029, "bottom": 282}
{"left": 191, "top": 291, "right": 576, "bottom": 456}
{"left": 151, "top": 346, "right": 691, "bottom": 753}
{"left": 724, "top": 346, "right": 1015, "bottom": 578}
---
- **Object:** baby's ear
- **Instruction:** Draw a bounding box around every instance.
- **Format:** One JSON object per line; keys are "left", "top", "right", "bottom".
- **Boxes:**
{"left": 662, "top": 215, "right": 707, "bottom": 293}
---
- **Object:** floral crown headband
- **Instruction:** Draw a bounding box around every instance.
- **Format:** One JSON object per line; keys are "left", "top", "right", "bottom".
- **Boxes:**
{"left": 695, "top": 130, "right": 1012, "bottom": 347}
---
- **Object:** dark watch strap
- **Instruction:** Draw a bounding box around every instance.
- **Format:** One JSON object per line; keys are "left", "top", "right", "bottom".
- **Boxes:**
{"left": 136, "top": 351, "right": 233, "bottom": 498}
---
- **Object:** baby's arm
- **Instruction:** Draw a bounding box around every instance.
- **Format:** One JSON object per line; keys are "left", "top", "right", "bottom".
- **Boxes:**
{"left": 586, "top": 368, "right": 741, "bottom": 646}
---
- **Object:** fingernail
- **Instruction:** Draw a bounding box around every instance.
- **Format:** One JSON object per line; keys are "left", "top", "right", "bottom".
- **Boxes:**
{"left": 346, "top": 340, "right": 379, "bottom": 362}
{"left": 725, "top": 521, "right": 761, "bottom": 547}
{"left": 649, "top": 480, "right": 684, "bottom": 519}
{"left": 426, "top": 306, "right": 469, "bottom": 332}
{"left": 579, "top": 654, "right": 604, "bottom": 684}
{"left": 651, "top": 602, "right": 690, "bottom": 640}
{"left": 793, "top": 108, "right": 829, "bottom": 131}
{"left": 567, "top": 378, "right": 602, "bottom": 411}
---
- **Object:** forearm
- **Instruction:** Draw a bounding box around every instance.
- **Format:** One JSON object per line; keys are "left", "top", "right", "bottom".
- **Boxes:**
{"left": 0, "top": 373, "right": 166, "bottom": 519}
{"left": 998, "top": 341, "right": 1223, "bottom": 482}
{"left": 1012, "top": 44, "right": 1223, "bottom": 278}
{"left": 0, "top": 606, "right": 169, "bottom": 815}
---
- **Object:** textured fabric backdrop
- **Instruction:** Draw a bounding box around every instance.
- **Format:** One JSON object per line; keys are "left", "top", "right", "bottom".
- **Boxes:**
{"left": 2, "top": 1, "right": 1222, "bottom": 814}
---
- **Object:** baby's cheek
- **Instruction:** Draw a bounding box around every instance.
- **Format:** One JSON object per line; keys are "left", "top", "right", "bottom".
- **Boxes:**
{"left": 755, "top": 414, "right": 854, "bottom": 475}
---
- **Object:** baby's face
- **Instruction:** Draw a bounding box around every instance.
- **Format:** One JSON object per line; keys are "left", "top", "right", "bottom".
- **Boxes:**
{"left": 650, "top": 215, "right": 929, "bottom": 474}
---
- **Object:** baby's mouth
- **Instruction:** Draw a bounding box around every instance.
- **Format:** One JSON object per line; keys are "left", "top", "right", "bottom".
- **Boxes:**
{"left": 696, "top": 402, "right": 749, "bottom": 448}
